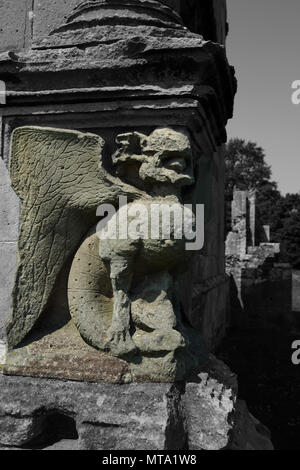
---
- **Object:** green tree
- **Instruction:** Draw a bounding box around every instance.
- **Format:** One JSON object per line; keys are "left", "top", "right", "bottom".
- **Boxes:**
{"left": 224, "top": 138, "right": 300, "bottom": 268}
{"left": 224, "top": 138, "right": 281, "bottom": 235}
{"left": 225, "top": 139, "right": 272, "bottom": 194}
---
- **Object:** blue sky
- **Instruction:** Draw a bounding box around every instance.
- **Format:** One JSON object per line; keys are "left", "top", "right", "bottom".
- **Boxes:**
{"left": 226, "top": 0, "right": 300, "bottom": 194}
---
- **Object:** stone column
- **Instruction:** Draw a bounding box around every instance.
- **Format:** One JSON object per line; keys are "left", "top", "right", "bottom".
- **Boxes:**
{"left": 0, "top": 0, "right": 273, "bottom": 450}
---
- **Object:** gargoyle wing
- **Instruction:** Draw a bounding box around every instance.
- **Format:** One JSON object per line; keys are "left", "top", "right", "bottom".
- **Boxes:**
{"left": 6, "top": 126, "right": 145, "bottom": 349}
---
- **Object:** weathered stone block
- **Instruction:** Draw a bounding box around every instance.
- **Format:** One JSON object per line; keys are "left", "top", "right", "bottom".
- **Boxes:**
{"left": 0, "top": 243, "right": 17, "bottom": 341}
{"left": 0, "top": 375, "right": 186, "bottom": 450}
{"left": 0, "top": 158, "right": 19, "bottom": 342}
{"left": 0, "top": 0, "right": 32, "bottom": 52}
{"left": 0, "top": 356, "right": 273, "bottom": 450}
{"left": 0, "top": 158, "right": 20, "bottom": 242}
{"left": 0, "top": 415, "right": 44, "bottom": 448}
{"left": 184, "top": 356, "right": 237, "bottom": 450}
{"left": 33, "top": 0, "right": 80, "bottom": 44}
{"left": 77, "top": 383, "right": 186, "bottom": 450}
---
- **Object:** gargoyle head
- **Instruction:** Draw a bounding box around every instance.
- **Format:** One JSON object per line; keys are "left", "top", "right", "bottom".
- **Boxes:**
{"left": 113, "top": 128, "right": 194, "bottom": 188}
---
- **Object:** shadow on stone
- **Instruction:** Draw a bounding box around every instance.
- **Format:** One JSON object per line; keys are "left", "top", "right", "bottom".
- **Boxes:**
{"left": 218, "top": 327, "right": 300, "bottom": 450}
{"left": 21, "top": 412, "right": 78, "bottom": 450}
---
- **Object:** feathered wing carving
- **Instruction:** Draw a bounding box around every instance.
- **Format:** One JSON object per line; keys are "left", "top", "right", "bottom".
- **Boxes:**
{"left": 7, "top": 126, "right": 145, "bottom": 349}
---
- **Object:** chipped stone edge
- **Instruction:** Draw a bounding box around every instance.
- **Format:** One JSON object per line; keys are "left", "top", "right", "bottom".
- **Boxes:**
{"left": 0, "top": 340, "right": 7, "bottom": 371}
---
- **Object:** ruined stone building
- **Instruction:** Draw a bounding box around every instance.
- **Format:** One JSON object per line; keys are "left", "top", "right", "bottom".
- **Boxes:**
{"left": 226, "top": 189, "right": 292, "bottom": 329}
{"left": 0, "top": 1, "right": 273, "bottom": 450}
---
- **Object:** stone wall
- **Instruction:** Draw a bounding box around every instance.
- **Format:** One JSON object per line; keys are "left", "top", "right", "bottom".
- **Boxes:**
{"left": 293, "top": 271, "right": 300, "bottom": 312}
{"left": 226, "top": 189, "right": 292, "bottom": 329}
{"left": 182, "top": 146, "right": 230, "bottom": 349}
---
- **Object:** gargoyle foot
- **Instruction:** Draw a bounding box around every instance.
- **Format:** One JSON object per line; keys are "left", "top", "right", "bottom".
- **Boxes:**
{"left": 105, "top": 327, "right": 138, "bottom": 358}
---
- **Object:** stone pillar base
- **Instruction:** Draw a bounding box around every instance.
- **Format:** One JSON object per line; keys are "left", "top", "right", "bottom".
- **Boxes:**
{"left": 0, "top": 355, "right": 273, "bottom": 450}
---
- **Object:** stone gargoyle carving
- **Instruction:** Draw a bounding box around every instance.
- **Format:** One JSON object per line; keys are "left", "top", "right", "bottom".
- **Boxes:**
{"left": 7, "top": 126, "right": 205, "bottom": 381}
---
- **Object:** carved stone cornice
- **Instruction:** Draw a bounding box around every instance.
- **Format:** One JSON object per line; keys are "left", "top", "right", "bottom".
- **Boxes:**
{"left": 0, "top": 0, "right": 236, "bottom": 147}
